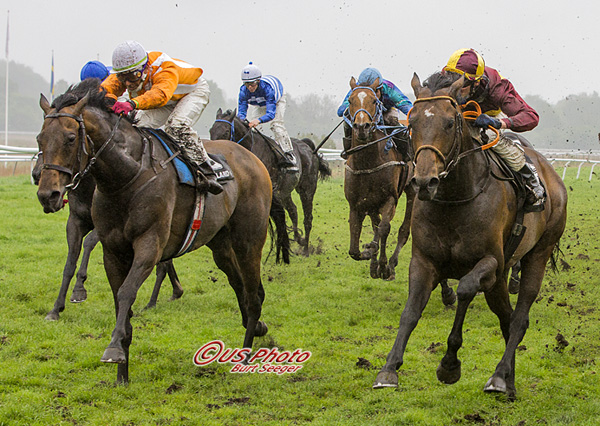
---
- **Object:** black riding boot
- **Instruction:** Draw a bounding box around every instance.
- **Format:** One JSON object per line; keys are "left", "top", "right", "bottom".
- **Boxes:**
{"left": 518, "top": 163, "right": 545, "bottom": 211}
{"left": 198, "top": 160, "right": 224, "bottom": 195}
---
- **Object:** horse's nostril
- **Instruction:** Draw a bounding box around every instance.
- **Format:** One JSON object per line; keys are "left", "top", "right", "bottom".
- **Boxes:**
{"left": 428, "top": 177, "right": 440, "bottom": 189}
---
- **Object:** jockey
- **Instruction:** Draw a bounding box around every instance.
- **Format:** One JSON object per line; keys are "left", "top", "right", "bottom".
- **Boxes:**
{"left": 237, "top": 62, "right": 297, "bottom": 168}
{"left": 337, "top": 68, "right": 413, "bottom": 156}
{"left": 101, "top": 40, "right": 223, "bottom": 195}
{"left": 442, "top": 48, "right": 544, "bottom": 210}
{"left": 337, "top": 67, "right": 413, "bottom": 124}
{"left": 80, "top": 60, "right": 111, "bottom": 81}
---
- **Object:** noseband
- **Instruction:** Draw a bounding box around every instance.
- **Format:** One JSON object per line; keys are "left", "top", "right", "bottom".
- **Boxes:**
{"left": 42, "top": 111, "right": 121, "bottom": 190}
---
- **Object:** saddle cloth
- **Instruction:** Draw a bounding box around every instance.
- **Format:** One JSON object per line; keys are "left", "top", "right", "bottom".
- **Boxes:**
{"left": 142, "top": 128, "right": 234, "bottom": 187}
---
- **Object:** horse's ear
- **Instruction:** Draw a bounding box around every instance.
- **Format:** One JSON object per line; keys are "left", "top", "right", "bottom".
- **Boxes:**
{"left": 232, "top": 108, "right": 237, "bottom": 119}
{"left": 72, "top": 93, "right": 90, "bottom": 115}
{"left": 216, "top": 107, "right": 223, "bottom": 117}
{"left": 411, "top": 73, "right": 422, "bottom": 98}
{"left": 40, "top": 94, "right": 52, "bottom": 115}
{"left": 350, "top": 77, "right": 357, "bottom": 89}
{"left": 449, "top": 75, "right": 465, "bottom": 99}
{"left": 370, "top": 78, "right": 380, "bottom": 92}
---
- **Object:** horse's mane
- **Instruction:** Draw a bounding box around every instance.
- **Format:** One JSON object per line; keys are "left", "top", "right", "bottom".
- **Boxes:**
{"left": 422, "top": 71, "right": 459, "bottom": 93}
{"left": 51, "top": 78, "right": 111, "bottom": 112}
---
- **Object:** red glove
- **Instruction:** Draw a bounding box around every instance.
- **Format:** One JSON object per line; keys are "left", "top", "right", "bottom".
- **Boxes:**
{"left": 112, "top": 100, "right": 136, "bottom": 115}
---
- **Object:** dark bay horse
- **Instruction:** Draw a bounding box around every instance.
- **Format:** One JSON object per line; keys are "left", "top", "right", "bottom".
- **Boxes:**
{"left": 36, "top": 79, "right": 277, "bottom": 383}
{"left": 373, "top": 73, "right": 567, "bottom": 399}
{"left": 32, "top": 157, "right": 183, "bottom": 320}
{"left": 210, "top": 108, "right": 331, "bottom": 256}
{"left": 344, "top": 77, "right": 413, "bottom": 280}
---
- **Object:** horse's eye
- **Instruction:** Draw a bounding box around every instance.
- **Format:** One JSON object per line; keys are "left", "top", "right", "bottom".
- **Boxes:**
{"left": 66, "top": 133, "right": 77, "bottom": 144}
{"left": 446, "top": 119, "right": 455, "bottom": 130}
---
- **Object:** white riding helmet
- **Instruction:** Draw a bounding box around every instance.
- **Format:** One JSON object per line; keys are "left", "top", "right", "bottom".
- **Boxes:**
{"left": 241, "top": 62, "right": 261, "bottom": 82}
{"left": 111, "top": 40, "right": 148, "bottom": 74}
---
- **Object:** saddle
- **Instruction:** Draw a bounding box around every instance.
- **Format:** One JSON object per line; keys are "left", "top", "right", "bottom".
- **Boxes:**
{"left": 476, "top": 130, "right": 542, "bottom": 262}
{"left": 141, "top": 128, "right": 234, "bottom": 188}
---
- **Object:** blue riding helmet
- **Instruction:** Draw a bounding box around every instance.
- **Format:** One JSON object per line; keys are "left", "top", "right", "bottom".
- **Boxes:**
{"left": 80, "top": 60, "right": 111, "bottom": 82}
{"left": 357, "top": 67, "right": 383, "bottom": 87}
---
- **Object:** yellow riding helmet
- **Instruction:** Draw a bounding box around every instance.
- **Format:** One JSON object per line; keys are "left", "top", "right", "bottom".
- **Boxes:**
{"left": 443, "top": 48, "right": 485, "bottom": 81}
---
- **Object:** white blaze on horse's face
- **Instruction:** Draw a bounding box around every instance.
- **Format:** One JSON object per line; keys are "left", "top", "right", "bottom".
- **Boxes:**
{"left": 357, "top": 91, "right": 368, "bottom": 105}
{"left": 424, "top": 107, "right": 435, "bottom": 118}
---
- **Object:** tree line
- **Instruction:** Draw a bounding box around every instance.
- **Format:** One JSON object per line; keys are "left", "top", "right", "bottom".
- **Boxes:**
{"left": 1, "top": 60, "right": 598, "bottom": 151}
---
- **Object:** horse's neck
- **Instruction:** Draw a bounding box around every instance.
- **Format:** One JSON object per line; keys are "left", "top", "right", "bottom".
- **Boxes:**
{"left": 87, "top": 116, "right": 146, "bottom": 194}
{"left": 350, "top": 131, "right": 388, "bottom": 167}
{"left": 436, "top": 135, "right": 489, "bottom": 201}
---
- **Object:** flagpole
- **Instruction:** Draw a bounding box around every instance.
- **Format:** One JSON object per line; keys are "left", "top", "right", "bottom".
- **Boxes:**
{"left": 4, "top": 11, "right": 9, "bottom": 167}
{"left": 4, "top": 11, "right": 9, "bottom": 149}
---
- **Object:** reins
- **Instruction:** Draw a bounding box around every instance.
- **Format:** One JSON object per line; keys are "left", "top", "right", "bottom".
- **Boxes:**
{"left": 411, "top": 97, "right": 500, "bottom": 178}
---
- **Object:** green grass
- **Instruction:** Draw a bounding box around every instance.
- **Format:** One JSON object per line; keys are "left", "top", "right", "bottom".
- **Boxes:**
{"left": 0, "top": 168, "right": 599, "bottom": 425}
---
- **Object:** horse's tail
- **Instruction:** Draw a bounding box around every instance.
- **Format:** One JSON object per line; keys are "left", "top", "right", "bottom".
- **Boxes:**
{"left": 300, "top": 138, "right": 332, "bottom": 181}
{"left": 269, "top": 195, "right": 290, "bottom": 264}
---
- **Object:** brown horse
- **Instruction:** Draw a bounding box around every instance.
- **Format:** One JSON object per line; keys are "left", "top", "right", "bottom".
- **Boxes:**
{"left": 32, "top": 156, "right": 183, "bottom": 320}
{"left": 36, "top": 79, "right": 278, "bottom": 383}
{"left": 373, "top": 72, "right": 568, "bottom": 399}
{"left": 344, "top": 77, "right": 413, "bottom": 280}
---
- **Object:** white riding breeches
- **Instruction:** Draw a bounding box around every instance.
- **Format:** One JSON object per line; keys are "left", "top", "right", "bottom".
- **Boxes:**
{"left": 486, "top": 112, "right": 526, "bottom": 171}
{"left": 246, "top": 91, "right": 293, "bottom": 152}
{"left": 135, "top": 77, "right": 211, "bottom": 163}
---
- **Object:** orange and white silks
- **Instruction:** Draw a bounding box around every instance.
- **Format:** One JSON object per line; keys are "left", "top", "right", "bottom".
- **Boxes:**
{"left": 102, "top": 51, "right": 204, "bottom": 110}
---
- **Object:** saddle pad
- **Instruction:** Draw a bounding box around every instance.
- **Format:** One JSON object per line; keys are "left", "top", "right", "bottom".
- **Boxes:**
{"left": 143, "top": 128, "right": 234, "bottom": 186}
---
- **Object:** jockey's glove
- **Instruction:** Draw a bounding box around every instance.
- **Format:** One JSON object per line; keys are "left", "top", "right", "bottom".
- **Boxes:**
{"left": 474, "top": 114, "right": 502, "bottom": 129}
{"left": 112, "top": 100, "right": 136, "bottom": 115}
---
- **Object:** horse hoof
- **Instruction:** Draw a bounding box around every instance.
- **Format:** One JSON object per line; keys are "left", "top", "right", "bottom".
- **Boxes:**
{"left": 373, "top": 370, "right": 398, "bottom": 389}
{"left": 254, "top": 321, "right": 268, "bottom": 337}
{"left": 70, "top": 291, "right": 87, "bottom": 303}
{"left": 101, "top": 347, "right": 127, "bottom": 364}
{"left": 442, "top": 288, "right": 457, "bottom": 306}
{"left": 436, "top": 360, "right": 461, "bottom": 384}
{"left": 483, "top": 375, "right": 508, "bottom": 394}
{"left": 45, "top": 311, "right": 59, "bottom": 321}
{"left": 508, "top": 277, "right": 520, "bottom": 294}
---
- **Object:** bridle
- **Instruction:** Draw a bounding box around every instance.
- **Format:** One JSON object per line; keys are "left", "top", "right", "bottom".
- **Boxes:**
{"left": 213, "top": 118, "right": 252, "bottom": 145}
{"left": 42, "top": 111, "right": 122, "bottom": 191}
{"left": 410, "top": 96, "right": 499, "bottom": 179}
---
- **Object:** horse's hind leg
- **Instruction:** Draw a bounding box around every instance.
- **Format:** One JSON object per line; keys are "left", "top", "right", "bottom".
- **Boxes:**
{"left": 297, "top": 182, "right": 316, "bottom": 256}
{"left": 144, "top": 259, "right": 183, "bottom": 310}
{"left": 282, "top": 194, "right": 302, "bottom": 244}
{"left": 374, "top": 199, "right": 398, "bottom": 280}
{"left": 484, "top": 250, "right": 551, "bottom": 400}
{"left": 437, "top": 256, "right": 498, "bottom": 385}
{"left": 71, "top": 229, "right": 100, "bottom": 303}
{"left": 208, "top": 230, "right": 268, "bottom": 345}
{"left": 45, "top": 217, "right": 92, "bottom": 321}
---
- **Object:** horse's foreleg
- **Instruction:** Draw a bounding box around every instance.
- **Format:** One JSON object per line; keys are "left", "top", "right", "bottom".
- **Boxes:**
{"left": 484, "top": 250, "right": 550, "bottom": 400}
{"left": 101, "top": 240, "right": 161, "bottom": 379}
{"left": 71, "top": 229, "right": 100, "bottom": 303}
{"left": 437, "top": 255, "right": 498, "bottom": 386}
{"left": 45, "top": 217, "right": 91, "bottom": 321}
{"left": 348, "top": 208, "right": 368, "bottom": 260}
{"left": 144, "top": 259, "right": 183, "bottom": 310}
{"left": 374, "top": 199, "right": 397, "bottom": 280}
{"left": 374, "top": 255, "right": 438, "bottom": 388}
{"left": 388, "top": 187, "right": 415, "bottom": 276}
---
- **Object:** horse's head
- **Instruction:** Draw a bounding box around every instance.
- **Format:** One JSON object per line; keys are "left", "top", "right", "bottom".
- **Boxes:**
{"left": 210, "top": 108, "right": 246, "bottom": 141}
{"left": 36, "top": 91, "right": 91, "bottom": 213}
{"left": 347, "top": 77, "right": 382, "bottom": 142}
{"left": 408, "top": 72, "right": 466, "bottom": 200}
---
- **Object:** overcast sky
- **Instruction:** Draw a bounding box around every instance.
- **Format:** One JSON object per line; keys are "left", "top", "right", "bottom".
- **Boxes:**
{"left": 4, "top": 0, "right": 599, "bottom": 104}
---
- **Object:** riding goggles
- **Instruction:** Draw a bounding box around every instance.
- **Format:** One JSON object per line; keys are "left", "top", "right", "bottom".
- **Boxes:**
{"left": 117, "top": 68, "right": 144, "bottom": 83}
